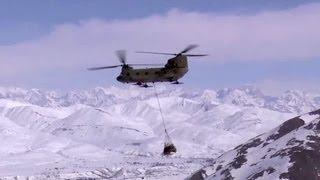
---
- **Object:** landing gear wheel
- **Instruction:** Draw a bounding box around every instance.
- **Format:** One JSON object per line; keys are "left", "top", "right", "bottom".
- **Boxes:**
{"left": 143, "top": 84, "right": 149, "bottom": 88}
{"left": 172, "top": 81, "right": 183, "bottom": 85}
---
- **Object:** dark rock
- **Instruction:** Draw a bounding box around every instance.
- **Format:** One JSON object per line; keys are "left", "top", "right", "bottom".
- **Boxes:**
{"left": 220, "top": 169, "right": 234, "bottom": 180}
{"left": 247, "top": 167, "right": 275, "bottom": 180}
{"left": 279, "top": 149, "right": 320, "bottom": 180}
{"left": 309, "top": 109, "right": 320, "bottom": 116}
{"left": 188, "top": 169, "right": 207, "bottom": 180}
{"left": 267, "top": 117, "right": 305, "bottom": 141}
{"left": 230, "top": 155, "right": 247, "bottom": 169}
{"left": 306, "top": 135, "right": 320, "bottom": 151}
{"left": 230, "top": 138, "right": 263, "bottom": 169}
{"left": 304, "top": 122, "right": 315, "bottom": 130}
{"left": 316, "top": 120, "right": 320, "bottom": 130}
{"left": 216, "top": 165, "right": 222, "bottom": 171}
{"left": 286, "top": 138, "right": 304, "bottom": 146}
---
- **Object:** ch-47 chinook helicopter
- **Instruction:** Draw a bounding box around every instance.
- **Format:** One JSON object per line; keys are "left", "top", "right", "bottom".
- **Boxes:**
{"left": 88, "top": 45, "right": 207, "bottom": 87}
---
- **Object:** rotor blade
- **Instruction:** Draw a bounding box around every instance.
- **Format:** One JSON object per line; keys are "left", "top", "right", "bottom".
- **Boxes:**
{"left": 136, "top": 51, "right": 177, "bottom": 56}
{"left": 180, "top": 44, "right": 198, "bottom": 54}
{"left": 116, "top": 50, "right": 126, "bottom": 64}
{"left": 136, "top": 44, "right": 202, "bottom": 56}
{"left": 87, "top": 65, "right": 121, "bottom": 70}
{"left": 184, "top": 54, "right": 208, "bottom": 57}
{"left": 128, "top": 63, "right": 165, "bottom": 66}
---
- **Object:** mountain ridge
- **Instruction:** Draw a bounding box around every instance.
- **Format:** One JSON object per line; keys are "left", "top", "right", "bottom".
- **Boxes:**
{"left": 189, "top": 108, "right": 320, "bottom": 180}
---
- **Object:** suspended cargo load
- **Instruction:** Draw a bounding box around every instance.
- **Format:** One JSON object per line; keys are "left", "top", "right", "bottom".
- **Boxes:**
{"left": 153, "top": 83, "right": 177, "bottom": 155}
{"left": 163, "top": 131, "right": 177, "bottom": 155}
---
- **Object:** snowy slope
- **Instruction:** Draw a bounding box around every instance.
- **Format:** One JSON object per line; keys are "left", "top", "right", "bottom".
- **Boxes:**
{"left": 0, "top": 85, "right": 319, "bottom": 179}
{"left": 188, "top": 109, "right": 320, "bottom": 180}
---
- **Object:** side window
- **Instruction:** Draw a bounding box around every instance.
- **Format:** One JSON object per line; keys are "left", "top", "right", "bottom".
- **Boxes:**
{"left": 136, "top": 72, "right": 140, "bottom": 76}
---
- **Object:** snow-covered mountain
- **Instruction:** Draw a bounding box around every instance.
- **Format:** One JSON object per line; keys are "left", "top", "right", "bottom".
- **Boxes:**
{"left": 0, "top": 85, "right": 319, "bottom": 179}
{"left": 0, "top": 85, "right": 319, "bottom": 113}
{"left": 189, "top": 109, "right": 320, "bottom": 180}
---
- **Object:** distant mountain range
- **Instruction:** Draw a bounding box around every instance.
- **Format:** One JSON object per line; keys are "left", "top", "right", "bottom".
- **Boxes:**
{"left": 1, "top": 85, "right": 319, "bottom": 113}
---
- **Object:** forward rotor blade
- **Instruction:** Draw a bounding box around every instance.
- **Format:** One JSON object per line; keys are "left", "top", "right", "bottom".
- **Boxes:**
{"left": 136, "top": 51, "right": 177, "bottom": 56}
{"left": 87, "top": 65, "right": 121, "bottom": 70}
{"left": 184, "top": 54, "right": 208, "bottom": 57}
{"left": 136, "top": 44, "right": 203, "bottom": 57}
{"left": 128, "top": 63, "right": 165, "bottom": 66}
{"left": 180, "top": 44, "right": 198, "bottom": 54}
{"left": 116, "top": 50, "right": 126, "bottom": 64}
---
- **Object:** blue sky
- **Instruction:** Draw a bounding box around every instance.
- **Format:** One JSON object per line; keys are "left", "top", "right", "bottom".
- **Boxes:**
{"left": 0, "top": 0, "right": 319, "bottom": 94}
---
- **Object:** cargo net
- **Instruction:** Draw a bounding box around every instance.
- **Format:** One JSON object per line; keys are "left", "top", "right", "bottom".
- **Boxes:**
{"left": 153, "top": 83, "right": 177, "bottom": 155}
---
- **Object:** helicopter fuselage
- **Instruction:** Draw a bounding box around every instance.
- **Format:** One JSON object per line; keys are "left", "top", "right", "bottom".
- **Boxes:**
{"left": 117, "top": 55, "right": 188, "bottom": 84}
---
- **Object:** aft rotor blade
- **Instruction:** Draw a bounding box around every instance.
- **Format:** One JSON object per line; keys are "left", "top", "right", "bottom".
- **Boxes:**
{"left": 184, "top": 54, "right": 208, "bottom": 57}
{"left": 87, "top": 65, "right": 121, "bottom": 70}
{"left": 136, "top": 51, "right": 177, "bottom": 56}
{"left": 180, "top": 44, "right": 198, "bottom": 54}
{"left": 128, "top": 63, "right": 165, "bottom": 66}
{"left": 116, "top": 50, "right": 127, "bottom": 64}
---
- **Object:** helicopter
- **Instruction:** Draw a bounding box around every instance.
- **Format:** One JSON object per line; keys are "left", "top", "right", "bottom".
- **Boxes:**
{"left": 88, "top": 45, "right": 207, "bottom": 87}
